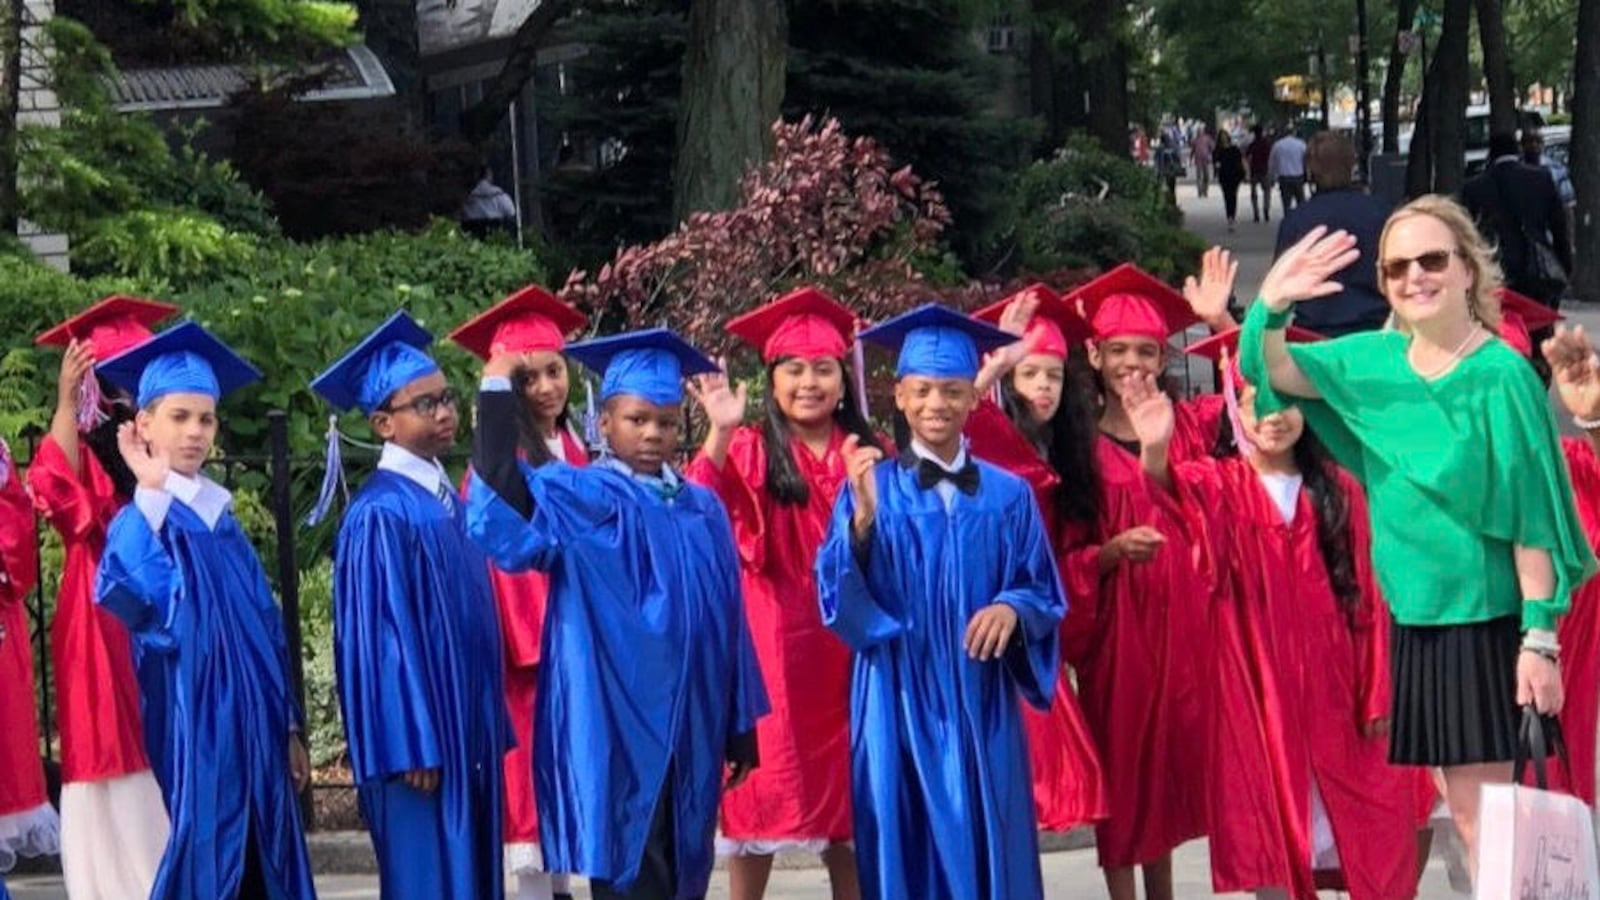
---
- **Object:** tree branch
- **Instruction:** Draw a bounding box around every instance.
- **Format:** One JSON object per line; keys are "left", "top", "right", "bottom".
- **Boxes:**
{"left": 458, "top": 0, "right": 576, "bottom": 144}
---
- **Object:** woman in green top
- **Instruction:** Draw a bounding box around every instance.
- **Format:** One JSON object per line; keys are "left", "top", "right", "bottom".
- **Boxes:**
{"left": 1239, "top": 194, "right": 1595, "bottom": 879}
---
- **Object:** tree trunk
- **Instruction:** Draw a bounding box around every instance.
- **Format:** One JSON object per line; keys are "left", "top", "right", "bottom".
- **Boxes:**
{"left": 459, "top": 0, "right": 577, "bottom": 143}
{"left": 1081, "top": 0, "right": 1129, "bottom": 158}
{"left": 1317, "top": 38, "right": 1331, "bottom": 128}
{"left": 672, "top": 0, "right": 787, "bottom": 220}
{"left": 1570, "top": 0, "right": 1600, "bottom": 302}
{"left": 1430, "top": 0, "right": 1471, "bottom": 194}
{"left": 355, "top": 0, "right": 425, "bottom": 128}
{"left": 1382, "top": 0, "right": 1419, "bottom": 153}
{"left": 1474, "top": 0, "right": 1518, "bottom": 136}
{"left": 0, "top": 0, "right": 21, "bottom": 233}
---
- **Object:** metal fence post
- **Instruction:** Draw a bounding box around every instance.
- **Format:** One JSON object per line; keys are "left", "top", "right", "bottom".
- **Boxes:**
{"left": 267, "top": 411, "right": 311, "bottom": 823}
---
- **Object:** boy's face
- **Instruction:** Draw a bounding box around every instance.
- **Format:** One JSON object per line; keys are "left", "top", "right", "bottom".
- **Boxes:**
{"left": 600, "top": 394, "right": 681, "bottom": 476}
{"left": 371, "top": 370, "right": 458, "bottom": 461}
{"left": 137, "top": 392, "right": 218, "bottom": 476}
{"left": 894, "top": 375, "right": 977, "bottom": 450}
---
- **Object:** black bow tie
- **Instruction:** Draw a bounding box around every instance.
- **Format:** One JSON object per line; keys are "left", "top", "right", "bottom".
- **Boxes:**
{"left": 909, "top": 456, "right": 980, "bottom": 495}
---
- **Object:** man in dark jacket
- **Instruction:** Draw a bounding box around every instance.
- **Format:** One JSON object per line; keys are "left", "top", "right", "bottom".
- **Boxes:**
{"left": 1462, "top": 132, "right": 1573, "bottom": 306}
{"left": 1273, "top": 132, "right": 1392, "bottom": 337}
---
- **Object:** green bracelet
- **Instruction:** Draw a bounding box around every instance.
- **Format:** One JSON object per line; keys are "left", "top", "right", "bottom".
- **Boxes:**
{"left": 1260, "top": 300, "right": 1293, "bottom": 330}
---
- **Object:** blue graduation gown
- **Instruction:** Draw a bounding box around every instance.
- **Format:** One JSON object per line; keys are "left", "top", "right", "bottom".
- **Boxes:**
{"left": 96, "top": 496, "right": 315, "bottom": 900}
{"left": 333, "top": 470, "right": 510, "bottom": 900}
{"left": 466, "top": 463, "right": 769, "bottom": 899}
{"left": 814, "top": 458, "right": 1066, "bottom": 900}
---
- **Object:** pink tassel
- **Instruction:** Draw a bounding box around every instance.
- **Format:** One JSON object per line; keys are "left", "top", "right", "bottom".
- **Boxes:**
{"left": 1220, "top": 347, "right": 1255, "bottom": 457}
{"left": 851, "top": 336, "right": 870, "bottom": 421}
{"left": 76, "top": 375, "right": 107, "bottom": 433}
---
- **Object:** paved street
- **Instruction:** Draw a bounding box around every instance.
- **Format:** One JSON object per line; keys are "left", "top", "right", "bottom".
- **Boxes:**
{"left": 3, "top": 835, "right": 1474, "bottom": 898}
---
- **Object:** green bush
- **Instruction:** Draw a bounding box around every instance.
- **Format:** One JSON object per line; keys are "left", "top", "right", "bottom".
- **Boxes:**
{"left": 1010, "top": 134, "right": 1205, "bottom": 282}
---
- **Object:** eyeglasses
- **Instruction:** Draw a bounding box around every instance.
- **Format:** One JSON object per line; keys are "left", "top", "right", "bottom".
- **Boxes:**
{"left": 1379, "top": 249, "right": 1457, "bottom": 281}
{"left": 382, "top": 387, "right": 459, "bottom": 418}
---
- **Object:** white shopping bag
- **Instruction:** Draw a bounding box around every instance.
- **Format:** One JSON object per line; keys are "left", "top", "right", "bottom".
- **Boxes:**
{"left": 1476, "top": 709, "right": 1600, "bottom": 900}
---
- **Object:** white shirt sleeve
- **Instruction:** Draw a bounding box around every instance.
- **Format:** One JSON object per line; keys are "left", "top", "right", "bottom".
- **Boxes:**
{"left": 134, "top": 486, "right": 174, "bottom": 533}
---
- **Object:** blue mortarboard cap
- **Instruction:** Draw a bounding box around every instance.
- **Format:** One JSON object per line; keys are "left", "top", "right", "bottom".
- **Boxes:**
{"left": 97, "top": 321, "right": 262, "bottom": 409}
{"left": 565, "top": 328, "right": 718, "bottom": 406}
{"left": 310, "top": 311, "right": 441, "bottom": 414}
{"left": 858, "top": 303, "right": 1014, "bottom": 379}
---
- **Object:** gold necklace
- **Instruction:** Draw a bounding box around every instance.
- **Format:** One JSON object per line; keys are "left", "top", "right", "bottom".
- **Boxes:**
{"left": 1409, "top": 324, "right": 1482, "bottom": 379}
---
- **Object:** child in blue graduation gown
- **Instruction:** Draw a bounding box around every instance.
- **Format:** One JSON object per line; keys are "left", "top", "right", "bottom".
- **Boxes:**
{"left": 466, "top": 328, "right": 769, "bottom": 900}
{"left": 310, "top": 312, "right": 511, "bottom": 900}
{"left": 814, "top": 305, "right": 1068, "bottom": 900}
{"left": 93, "top": 322, "right": 316, "bottom": 900}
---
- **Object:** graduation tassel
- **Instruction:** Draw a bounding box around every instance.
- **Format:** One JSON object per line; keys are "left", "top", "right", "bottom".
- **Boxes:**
{"left": 582, "top": 377, "right": 601, "bottom": 450}
{"left": 76, "top": 374, "right": 107, "bottom": 433}
{"left": 851, "top": 335, "right": 871, "bottom": 421}
{"left": 0, "top": 436, "right": 11, "bottom": 489}
{"left": 304, "top": 415, "right": 348, "bottom": 527}
{"left": 1220, "top": 348, "right": 1256, "bottom": 457}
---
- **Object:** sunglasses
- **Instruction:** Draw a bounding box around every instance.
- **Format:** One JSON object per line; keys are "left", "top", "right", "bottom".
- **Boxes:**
{"left": 1379, "top": 249, "right": 1457, "bottom": 281}
{"left": 382, "top": 387, "right": 459, "bottom": 418}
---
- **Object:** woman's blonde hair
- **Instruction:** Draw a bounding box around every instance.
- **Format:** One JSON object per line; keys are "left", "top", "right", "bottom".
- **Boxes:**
{"left": 1377, "top": 194, "right": 1503, "bottom": 331}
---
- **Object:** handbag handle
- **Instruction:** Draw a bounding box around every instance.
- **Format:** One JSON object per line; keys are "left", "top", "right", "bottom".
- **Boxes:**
{"left": 1513, "top": 704, "right": 1570, "bottom": 790}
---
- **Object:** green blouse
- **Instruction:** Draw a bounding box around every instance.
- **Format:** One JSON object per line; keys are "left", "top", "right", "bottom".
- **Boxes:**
{"left": 1240, "top": 301, "right": 1595, "bottom": 630}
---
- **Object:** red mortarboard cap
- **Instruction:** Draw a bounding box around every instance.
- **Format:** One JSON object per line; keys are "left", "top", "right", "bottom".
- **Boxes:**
{"left": 447, "top": 285, "right": 587, "bottom": 360}
{"left": 1186, "top": 324, "right": 1323, "bottom": 389}
{"left": 1495, "top": 288, "right": 1564, "bottom": 359}
{"left": 1066, "top": 264, "right": 1199, "bottom": 343}
{"left": 725, "top": 286, "right": 857, "bottom": 363}
{"left": 972, "top": 284, "right": 1091, "bottom": 360}
{"left": 35, "top": 295, "right": 179, "bottom": 359}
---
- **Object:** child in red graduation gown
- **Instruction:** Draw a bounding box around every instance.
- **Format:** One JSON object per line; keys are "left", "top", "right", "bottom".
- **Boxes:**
{"left": 450, "top": 286, "right": 589, "bottom": 900}
{"left": 964, "top": 284, "right": 1107, "bottom": 833}
{"left": 1160, "top": 329, "right": 1424, "bottom": 900}
{"left": 1520, "top": 298, "right": 1600, "bottom": 806}
{"left": 29, "top": 297, "right": 172, "bottom": 900}
{"left": 683, "top": 286, "right": 874, "bottom": 900}
{"left": 0, "top": 440, "right": 61, "bottom": 877}
{"left": 1053, "top": 263, "right": 1218, "bottom": 900}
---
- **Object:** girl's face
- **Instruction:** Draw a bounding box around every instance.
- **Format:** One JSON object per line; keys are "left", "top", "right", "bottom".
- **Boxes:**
{"left": 1088, "top": 335, "right": 1165, "bottom": 400}
{"left": 772, "top": 357, "right": 844, "bottom": 428}
{"left": 1011, "top": 353, "right": 1066, "bottom": 424}
{"left": 516, "top": 351, "right": 570, "bottom": 427}
{"left": 1238, "top": 384, "right": 1304, "bottom": 457}
{"left": 1380, "top": 214, "right": 1474, "bottom": 329}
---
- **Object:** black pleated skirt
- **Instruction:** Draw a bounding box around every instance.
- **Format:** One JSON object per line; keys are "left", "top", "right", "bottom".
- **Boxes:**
{"left": 1389, "top": 615, "right": 1522, "bottom": 767}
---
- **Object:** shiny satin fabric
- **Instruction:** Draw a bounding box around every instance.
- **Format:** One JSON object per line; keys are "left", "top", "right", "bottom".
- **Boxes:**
{"left": 684, "top": 426, "right": 855, "bottom": 846}
{"left": 334, "top": 470, "right": 510, "bottom": 899}
{"left": 814, "top": 458, "right": 1065, "bottom": 900}
{"left": 1176, "top": 456, "right": 1422, "bottom": 900}
{"left": 27, "top": 436, "right": 151, "bottom": 784}
{"left": 96, "top": 499, "right": 315, "bottom": 899}
{"left": 0, "top": 456, "right": 48, "bottom": 820}
{"left": 1551, "top": 438, "right": 1600, "bottom": 805}
{"left": 466, "top": 463, "right": 769, "bottom": 899}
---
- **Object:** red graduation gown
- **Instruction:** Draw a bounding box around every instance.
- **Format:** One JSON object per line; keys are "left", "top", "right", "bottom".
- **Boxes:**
{"left": 476, "top": 430, "right": 588, "bottom": 851}
{"left": 1057, "top": 403, "right": 1217, "bottom": 868}
{"left": 1175, "top": 456, "right": 1421, "bottom": 900}
{"left": 0, "top": 456, "right": 47, "bottom": 816}
{"left": 964, "top": 399, "right": 1107, "bottom": 831}
{"left": 685, "top": 426, "right": 853, "bottom": 843}
{"left": 1552, "top": 437, "right": 1600, "bottom": 804}
{"left": 26, "top": 436, "right": 150, "bottom": 783}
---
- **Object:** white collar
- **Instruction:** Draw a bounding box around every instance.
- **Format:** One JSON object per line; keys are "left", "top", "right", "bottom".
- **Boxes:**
{"left": 163, "top": 470, "right": 232, "bottom": 529}
{"left": 1493, "top": 154, "right": 1521, "bottom": 165}
{"left": 377, "top": 442, "right": 447, "bottom": 497}
{"left": 909, "top": 437, "right": 968, "bottom": 473}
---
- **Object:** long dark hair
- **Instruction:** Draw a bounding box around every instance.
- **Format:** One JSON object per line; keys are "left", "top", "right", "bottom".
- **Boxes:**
{"left": 998, "top": 364, "right": 1100, "bottom": 525}
{"left": 85, "top": 375, "right": 137, "bottom": 499}
{"left": 1211, "top": 415, "right": 1361, "bottom": 624}
{"left": 763, "top": 357, "right": 880, "bottom": 506}
{"left": 511, "top": 364, "right": 573, "bottom": 468}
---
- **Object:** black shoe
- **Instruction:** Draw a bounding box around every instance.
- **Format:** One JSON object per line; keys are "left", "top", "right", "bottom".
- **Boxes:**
{"left": 555, "top": 894, "right": 575, "bottom": 900}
